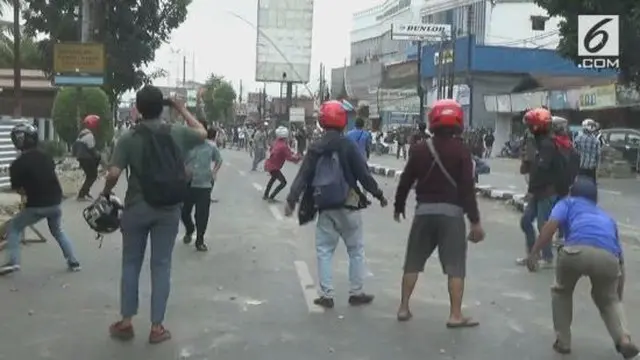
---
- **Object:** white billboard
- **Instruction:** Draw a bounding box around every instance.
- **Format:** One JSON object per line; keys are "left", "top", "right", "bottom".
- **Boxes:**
{"left": 255, "top": 0, "right": 313, "bottom": 83}
{"left": 289, "top": 107, "right": 305, "bottom": 122}
{"left": 390, "top": 23, "right": 451, "bottom": 41}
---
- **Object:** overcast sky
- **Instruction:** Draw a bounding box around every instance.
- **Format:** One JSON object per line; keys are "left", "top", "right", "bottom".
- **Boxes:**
{"left": 151, "top": 0, "right": 378, "bottom": 96}
{"left": 2, "top": 0, "right": 379, "bottom": 98}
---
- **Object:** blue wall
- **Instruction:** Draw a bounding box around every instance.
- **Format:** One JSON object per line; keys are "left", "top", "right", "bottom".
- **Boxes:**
{"left": 405, "top": 35, "right": 615, "bottom": 79}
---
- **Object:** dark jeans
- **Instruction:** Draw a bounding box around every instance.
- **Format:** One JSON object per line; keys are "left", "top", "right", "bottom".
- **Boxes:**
{"left": 578, "top": 168, "right": 597, "bottom": 184}
{"left": 181, "top": 187, "right": 212, "bottom": 243}
{"left": 264, "top": 170, "right": 286, "bottom": 199}
{"left": 78, "top": 157, "right": 99, "bottom": 198}
{"left": 520, "top": 195, "right": 556, "bottom": 260}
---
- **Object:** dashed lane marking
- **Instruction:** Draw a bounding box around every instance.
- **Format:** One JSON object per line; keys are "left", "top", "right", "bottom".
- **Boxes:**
{"left": 239, "top": 170, "right": 247, "bottom": 176}
{"left": 269, "top": 205, "right": 283, "bottom": 221}
{"left": 293, "top": 260, "right": 324, "bottom": 313}
{"left": 252, "top": 182, "right": 264, "bottom": 191}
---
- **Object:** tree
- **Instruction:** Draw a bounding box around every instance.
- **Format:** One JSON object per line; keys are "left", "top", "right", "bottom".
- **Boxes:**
{"left": 534, "top": 0, "right": 640, "bottom": 86}
{"left": 51, "top": 87, "right": 114, "bottom": 149}
{"left": 201, "top": 74, "right": 237, "bottom": 124}
{"left": 22, "top": 0, "right": 191, "bottom": 105}
{"left": 0, "top": 28, "right": 44, "bottom": 69}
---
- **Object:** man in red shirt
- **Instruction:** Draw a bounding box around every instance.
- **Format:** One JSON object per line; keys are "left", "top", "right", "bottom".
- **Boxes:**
{"left": 393, "top": 99, "right": 485, "bottom": 327}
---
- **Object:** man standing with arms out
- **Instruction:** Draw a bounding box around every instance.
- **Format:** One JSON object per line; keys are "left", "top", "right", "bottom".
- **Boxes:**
{"left": 0, "top": 123, "right": 81, "bottom": 275}
{"left": 394, "top": 99, "right": 484, "bottom": 326}
{"left": 74, "top": 114, "right": 102, "bottom": 201}
{"left": 346, "top": 118, "right": 371, "bottom": 160}
{"left": 527, "top": 177, "right": 638, "bottom": 358}
{"left": 102, "top": 85, "right": 206, "bottom": 344}
{"left": 251, "top": 122, "right": 268, "bottom": 171}
{"left": 574, "top": 118, "right": 600, "bottom": 184}
{"left": 284, "top": 100, "right": 387, "bottom": 309}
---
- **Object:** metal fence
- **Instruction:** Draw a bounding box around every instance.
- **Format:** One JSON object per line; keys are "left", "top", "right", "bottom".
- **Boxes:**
{"left": 0, "top": 119, "right": 23, "bottom": 189}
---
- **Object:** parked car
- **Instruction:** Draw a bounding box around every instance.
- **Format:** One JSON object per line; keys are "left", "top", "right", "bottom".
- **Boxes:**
{"left": 600, "top": 128, "right": 640, "bottom": 170}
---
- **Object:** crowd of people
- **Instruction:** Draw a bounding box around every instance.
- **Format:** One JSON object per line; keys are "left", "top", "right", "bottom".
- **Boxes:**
{"left": 0, "top": 85, "right": 637, "bottom": 358}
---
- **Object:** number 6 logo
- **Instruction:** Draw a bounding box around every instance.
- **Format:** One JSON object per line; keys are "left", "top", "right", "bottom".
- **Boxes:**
{"left": 583, "top": 18, "right": 612, "bottom": 54}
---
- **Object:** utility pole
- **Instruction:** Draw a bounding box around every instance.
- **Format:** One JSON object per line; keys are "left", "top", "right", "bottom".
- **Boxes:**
{"left": 416, "top": 40, "right": 424, "bottom": 125}
{"left": 447, "top": 29, "right": 457, "bottom": 98}
{"left": 182, "top": 55, "right": 186, "bottom": 87}
{"left": 436, "top": 35, "right": 445, "bottom": 99}
{"left": 12, "top": 0, "right": 21, "bottom": 117}
{"left": 466, "top": 5, "right": 474, "bottom": 128}
{"left": 76, "top": 0, "right": 92, "bottom": 127}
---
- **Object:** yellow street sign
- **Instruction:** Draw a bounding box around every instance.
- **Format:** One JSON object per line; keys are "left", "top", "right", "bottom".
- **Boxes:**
{"left": 53, "top": 43, "right": 105, "bottom": 74}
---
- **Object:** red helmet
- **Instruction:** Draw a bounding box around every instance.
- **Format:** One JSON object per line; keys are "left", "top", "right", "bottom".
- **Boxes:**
{"left": 318, "top": 100, "right": 348, "bottom": 130}
{"left": 428, "top": 99, "right": 463, "bottom": 131}
{"left": 83, "top": 114, "right": 100, "bottom": 129}
{"left": 523, "top": 108, "right": 551, "bottom": 133}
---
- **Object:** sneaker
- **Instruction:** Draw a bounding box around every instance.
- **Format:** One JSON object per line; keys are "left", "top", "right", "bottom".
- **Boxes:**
{"left": 67, "top": 261, "right": 81, "bottom": 272}
{"left": 195, "top": 242, "right": 208, "bottom": 252}
{"left": 0, "top": 262, "right": 19, "bottom": 275}
{"left": 348, "top": 293, "right": 375, "bottom": 306}
{"left": 182, "top": 233, "right": 193, "bottom": 244}
{"left": 313, "top": 296, "right": 334, "bottom": 309}
{"left": 515, "top": 257, "right": 527, "bottom": 266}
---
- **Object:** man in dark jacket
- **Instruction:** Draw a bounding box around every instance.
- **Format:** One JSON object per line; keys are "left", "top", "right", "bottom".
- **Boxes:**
{"left": 394, "top": 99, "right": 484, "bottom": 327}
{"left": 284, "top": 100, "right": 387, "bottom": 310}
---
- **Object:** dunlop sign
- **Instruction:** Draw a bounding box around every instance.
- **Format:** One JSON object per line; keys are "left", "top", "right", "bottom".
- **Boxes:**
{"left": 54, "top": 43, "right": 105, "bottom": 74}
{"left": 391, "top": 23, "right": 451, "bottom": 40}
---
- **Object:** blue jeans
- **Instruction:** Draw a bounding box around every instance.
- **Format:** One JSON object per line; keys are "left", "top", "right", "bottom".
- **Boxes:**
{"left": 6, "top": 205, "right": 78, "bottom": 266}
{"left": 315, "top": 209, "right": 365, "bottom": 298}
{"left": 119, "top": 201, "right": 180, "bottom": 324}
{"left": 520, "top": 195, "right": 556, "bottom": 260}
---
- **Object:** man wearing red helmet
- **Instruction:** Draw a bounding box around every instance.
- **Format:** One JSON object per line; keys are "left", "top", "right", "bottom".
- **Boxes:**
{"left": 74, "top": 114, "right": 102, "bottom": 201}
{"left": 394, "top": 99, "right": 485, "bottom": 327}
{"left": 284, "top": 100, "right": 387, "bottom": 309}
{"left": 517, "top": 107, "right": 560, "bottom": 268}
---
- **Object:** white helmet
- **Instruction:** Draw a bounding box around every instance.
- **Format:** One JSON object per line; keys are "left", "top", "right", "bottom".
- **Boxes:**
{"left": 275, "top": 126, "right": 289, "bottom": 138}
{"left": 582, "top": 118, "right": 596, "bottom": 132}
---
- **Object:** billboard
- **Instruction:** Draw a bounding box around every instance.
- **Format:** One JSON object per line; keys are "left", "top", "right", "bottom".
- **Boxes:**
{"left": 53, "top": 42, "right": 105, "bottom": 86}
{"left": 255, "top": 0, "right": 313, "bottom": 83}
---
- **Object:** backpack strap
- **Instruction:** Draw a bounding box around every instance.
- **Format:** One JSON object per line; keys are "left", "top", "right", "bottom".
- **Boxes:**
{"left": 424, "top": 138, "right": 457, "bottom": 188}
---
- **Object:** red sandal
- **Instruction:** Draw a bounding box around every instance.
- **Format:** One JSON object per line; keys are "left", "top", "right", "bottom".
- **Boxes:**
{"left": 109, "top": 321, "right": 134, "bottom": 341}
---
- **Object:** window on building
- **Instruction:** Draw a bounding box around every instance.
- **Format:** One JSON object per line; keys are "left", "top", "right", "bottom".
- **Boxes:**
{"left": 530, "top": 15, "right": 548, "bottom": 31}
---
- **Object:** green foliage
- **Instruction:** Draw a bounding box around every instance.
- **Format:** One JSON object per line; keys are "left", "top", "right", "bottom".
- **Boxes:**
{"left": 202, "top": 74, "right": 237, "bottom": 125}
{"left": 0, "top": 26, "right": 45, "bottom": 69}
{"left": 534, "top": 0, "right": 640, "bottom": 86}
{"left": 22, "top": 0, "right": 191, "bottom": 104}
{"left": 39, "top": 140, "right": 67, "bottom": 157}
{"left": 51, "top": 87, "right": 114, "bottom": 149}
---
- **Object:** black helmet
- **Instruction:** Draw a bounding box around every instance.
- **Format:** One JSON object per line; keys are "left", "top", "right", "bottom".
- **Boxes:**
{"left": 83, "top": 195, "right": 124, "bottom": 242}
{"left": 10, "top": 122, "right": 38, "bottom": 150}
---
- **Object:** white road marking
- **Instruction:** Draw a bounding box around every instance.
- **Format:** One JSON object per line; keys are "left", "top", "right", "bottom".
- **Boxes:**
{"left": 600, "top": 188, "right": 622, "bottom": 196}
{"left": 293, "top": 260, "right": 324, "bottom": 313}
{"left": 252, "top": 183, "right": 264, "bottom": 191}
{"left": 224, "top": 162, "right": 231, "bottom": 167}
{"left": 269, "top": 205, "right": 283, "bottom": 221}
{"left": 239, "top": 170, "right": 247, "bottom": 176}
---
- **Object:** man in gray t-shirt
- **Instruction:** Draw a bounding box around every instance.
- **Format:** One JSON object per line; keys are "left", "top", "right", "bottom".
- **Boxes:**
{"left": 251, "top": 124, "right": 268, "bottom": 171}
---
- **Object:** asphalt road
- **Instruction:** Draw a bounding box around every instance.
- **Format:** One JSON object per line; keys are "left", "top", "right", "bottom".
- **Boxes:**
{"left": 371, "top": 154, "right": 640, "bottom": 237}
{"left": 2, "top": 149, "right": 640, "bottom": 359}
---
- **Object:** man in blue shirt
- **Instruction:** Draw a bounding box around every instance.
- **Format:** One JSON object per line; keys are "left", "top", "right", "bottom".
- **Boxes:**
{"left": 526, "top": 176, "right": 638, "bottom": 358}
{"left": 346, "top": 118, "right": 371, "bottom": 159}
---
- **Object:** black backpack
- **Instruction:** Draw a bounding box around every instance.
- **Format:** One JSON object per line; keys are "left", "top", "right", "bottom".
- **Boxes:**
{"left": 554, "top": 144, "right": 580, "bottom": 196}
{"left": 132, "top": 124, "right": 188, "bottom": 207}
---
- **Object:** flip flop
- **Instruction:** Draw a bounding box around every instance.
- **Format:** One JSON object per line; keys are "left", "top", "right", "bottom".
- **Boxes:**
{"left": 446, "top": 318, "right": 479, "bottom": 328}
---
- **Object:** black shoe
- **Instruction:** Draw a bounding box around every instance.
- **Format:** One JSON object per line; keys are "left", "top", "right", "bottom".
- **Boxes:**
{"left": 182, "top": 233, "right": 193, "bottom": 244}
{"left": 267, "top": 198, "right": 280, "bottom": 204}
{"left": 67, "top": 261, "right": 81, "bottom": 272}
{"left": 616, "top": 342, "right": 640, "bottom": 359}
{"left": 348, "top": 293, "right": 374, "bottom": 306}
{"left": 313, "top": 297, "right": 334, "bottom": 309}
{"left": 195, "top": 242, "right": 208, "bottom": 252}
{"left": 0, "top": 262, "right": 20, "bottom": 275}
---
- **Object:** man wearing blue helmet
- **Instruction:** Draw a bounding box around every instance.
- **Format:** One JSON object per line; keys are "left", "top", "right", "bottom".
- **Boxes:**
{"left": 527, "top": 176, "right": 638, "bottom": 358}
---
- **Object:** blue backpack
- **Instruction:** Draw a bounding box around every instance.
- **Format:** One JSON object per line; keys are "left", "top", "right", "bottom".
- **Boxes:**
{"left": 312, "top": 152, "right": 350, "bottom": 209}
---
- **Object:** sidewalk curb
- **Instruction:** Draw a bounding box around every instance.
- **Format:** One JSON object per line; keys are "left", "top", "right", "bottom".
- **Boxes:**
{"left": 367, "top": 163, "right": 403, "bottom": 179}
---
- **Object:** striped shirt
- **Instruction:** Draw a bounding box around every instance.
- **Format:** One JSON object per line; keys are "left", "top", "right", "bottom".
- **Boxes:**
{"left": 574, "top": 133, "right": 601, "bottom": 169}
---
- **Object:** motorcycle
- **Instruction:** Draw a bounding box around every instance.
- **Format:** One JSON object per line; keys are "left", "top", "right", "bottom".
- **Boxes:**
{"left": 499, "top": 138, "right": 522, "bottom": 158}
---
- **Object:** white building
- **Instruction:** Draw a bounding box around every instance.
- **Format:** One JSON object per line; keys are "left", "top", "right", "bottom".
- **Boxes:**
{"left": 350, "top": 0, "right": 420, "bottom": 65}
{"left": 350, "top": 0, "right": 561, "bottom": 65}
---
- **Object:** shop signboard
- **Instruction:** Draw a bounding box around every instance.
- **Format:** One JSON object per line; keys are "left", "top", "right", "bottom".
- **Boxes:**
{"left": 578, "top": 84, "right": 616, "bottom": 110}
{"left": 616, "top": 85, "right": 640, "bottom": 107}
{"left": 510, "top": 93, "right": 528, "bottom": 112}
{"left": 484, "top": 95, "right": 497, "bottom": 112}
{"left": 548, "top": 90, "right": 568, "bottom": 110}
{"left": 496, "top": 95, "right": 511, "bottom": 113}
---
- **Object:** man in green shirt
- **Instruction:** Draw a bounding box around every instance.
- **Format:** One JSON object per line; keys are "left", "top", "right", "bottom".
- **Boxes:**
{"left": 101, "top": 85, "right": 207, "bottom": 344}
{"left": 181, "top": 125, "right": 223, "bottom": 251}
